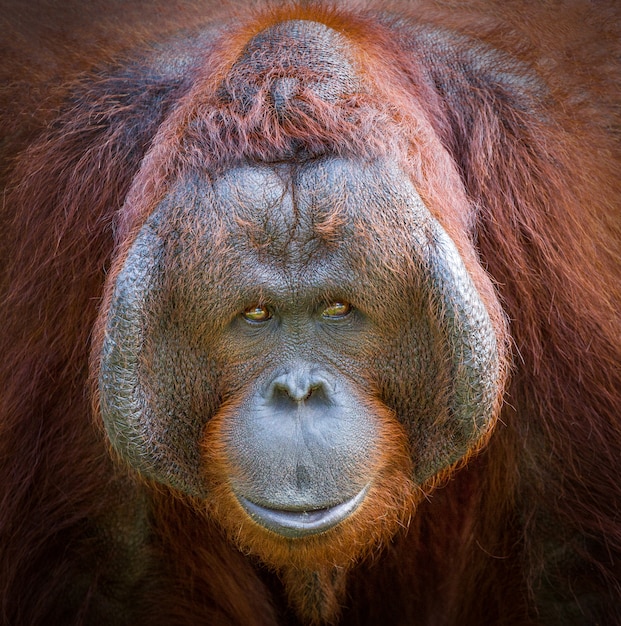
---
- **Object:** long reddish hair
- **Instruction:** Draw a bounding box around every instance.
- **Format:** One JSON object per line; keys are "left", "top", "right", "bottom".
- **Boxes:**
{"left": 1, "top": 1, "right": 619, "bottom": 624}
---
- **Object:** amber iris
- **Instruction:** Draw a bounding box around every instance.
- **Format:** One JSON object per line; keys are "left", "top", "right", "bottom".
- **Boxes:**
{"left": 322, "top": 302, "right": 352, "bottom": 319}
{"left": 242, "top": 305, "right": 271, "bottom": 322}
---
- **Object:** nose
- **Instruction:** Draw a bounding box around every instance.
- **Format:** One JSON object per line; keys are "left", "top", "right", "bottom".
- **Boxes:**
{"left": 266, "top": 367, "right": 330, "bottom": 404}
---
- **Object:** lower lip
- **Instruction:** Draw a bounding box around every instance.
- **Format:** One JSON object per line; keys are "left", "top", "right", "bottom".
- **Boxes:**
{"left": 236, "top": 486, "right": 369, "bottom": 538}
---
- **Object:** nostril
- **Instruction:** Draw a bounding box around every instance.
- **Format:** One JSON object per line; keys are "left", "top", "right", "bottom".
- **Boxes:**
{"left": 272, "top": 381, "right": 312, "bottom": 403}
{"left": 268, "top": 371, "right": 325, "bottom": 403}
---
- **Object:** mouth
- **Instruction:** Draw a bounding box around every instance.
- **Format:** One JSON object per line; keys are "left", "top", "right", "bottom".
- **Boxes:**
{"left": 236, "top": 486, "right": 369, "bottom": 538}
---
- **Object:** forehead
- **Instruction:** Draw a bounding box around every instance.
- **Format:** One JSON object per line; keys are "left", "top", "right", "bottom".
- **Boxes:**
{"left": 212, "top": 162, "right": 344, "bottom": 267}
{"left": 148, "top": 157, "right": 431, "bottom": 309}
{"left": 208, "top": 157, "right": 424, "bottom": 266}
{"left": 133, "top": 157, "right": 435, "bottom": 324}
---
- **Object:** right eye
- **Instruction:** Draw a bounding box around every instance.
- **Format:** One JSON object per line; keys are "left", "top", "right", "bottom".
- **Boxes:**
{"left": 242, "top": 304, "right": 272, "bottom": 323}
{"left": 321, "top": 301, "right": 353, "bottom": 319}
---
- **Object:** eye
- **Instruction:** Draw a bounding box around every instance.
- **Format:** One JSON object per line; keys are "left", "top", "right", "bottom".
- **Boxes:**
{"left": 321, "top": 301, "right": 353, "bottom": 319}
{"left": 242, "top": 304, "right": 272, "bottom": 323}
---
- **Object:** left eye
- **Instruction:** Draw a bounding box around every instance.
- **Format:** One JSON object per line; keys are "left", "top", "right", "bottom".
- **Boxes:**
{"left": 321, "top": 301, "right": 353, "bottom": 319}
{"left": 242, "top": 305, "right": 272, "bottom": 323}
